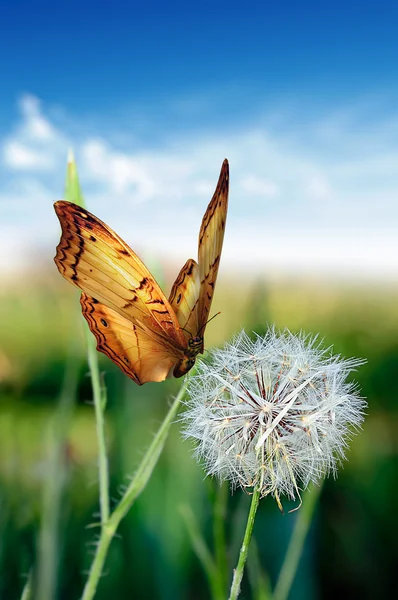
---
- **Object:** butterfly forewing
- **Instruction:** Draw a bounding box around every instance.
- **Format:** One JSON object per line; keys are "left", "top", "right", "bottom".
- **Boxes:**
{"left": 168, "top": 159, "right": 229, "bottom": 352}
{"left": 54, "top": 201, "right": 186, "bottom": 350}
{"left": 197, "top": 159, "right": 229, "bottom": 331}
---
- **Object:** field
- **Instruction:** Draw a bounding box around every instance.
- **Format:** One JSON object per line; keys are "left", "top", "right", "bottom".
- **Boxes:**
{"left": 1, "top": 268, "right": 396, "bottom": 599}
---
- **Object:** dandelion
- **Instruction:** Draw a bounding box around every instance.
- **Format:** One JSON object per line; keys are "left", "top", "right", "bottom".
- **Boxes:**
{"left": 183, "top": 328, "right": 365, "bottom": 504}
{"left": 182, "top": 328, "right": 366, "bottom": 600}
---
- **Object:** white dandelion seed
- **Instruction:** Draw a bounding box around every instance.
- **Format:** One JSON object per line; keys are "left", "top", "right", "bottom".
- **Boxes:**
{"left": 182, "top": 328, "right": 366, "bottom": 507}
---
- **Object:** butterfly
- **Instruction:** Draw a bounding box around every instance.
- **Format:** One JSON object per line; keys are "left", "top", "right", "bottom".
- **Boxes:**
{"left": 54, "top": 159, "right": 229, "bottom": 384}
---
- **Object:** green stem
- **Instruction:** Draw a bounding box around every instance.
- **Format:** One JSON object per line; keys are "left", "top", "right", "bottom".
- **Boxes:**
{"left": 67, "top": 150, "right": 110, "bottom": 526}
{"left": 80, "top": 380, "right": 187, "bottom": 600}
{"left": 64, "top": 151, "right": 111, "bottom": 599}
{"left": 229, "top": 488, "right": 261, "bottom": 600}
{"left": 80, "top": 523, "right": 115, "bottom": 600}
{"left": 273, "top": 482, "right": 323, "bottom": 600}
{"left": 84, "top": 327, "right": 110, "bottom": 524}
{"left": 109, "top": 383, "right": 185, "bottom": 525}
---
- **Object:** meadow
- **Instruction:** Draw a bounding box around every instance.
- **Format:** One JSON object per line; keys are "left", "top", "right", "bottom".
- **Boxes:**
{"left": 0, "top": 265, "right": 396, "bottom": 599}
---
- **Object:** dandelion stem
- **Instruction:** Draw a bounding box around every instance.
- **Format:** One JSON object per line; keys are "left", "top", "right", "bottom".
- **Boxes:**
{"left": 81, "top": 380, "right": 188, "bottom": 600}
{"left": 229, "top": 487, "right": 261, "bottom": 600}
{"left": 273, "top": 481, "right": 323, "bottom": 600}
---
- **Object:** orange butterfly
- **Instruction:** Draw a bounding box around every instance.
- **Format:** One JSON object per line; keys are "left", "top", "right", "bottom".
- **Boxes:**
{"left": 54, "top": 159, "right": 229, "bottom": 384}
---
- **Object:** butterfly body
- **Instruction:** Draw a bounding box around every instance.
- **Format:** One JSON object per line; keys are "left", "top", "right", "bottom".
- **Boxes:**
{"left": 173, "top": 336, "right": 204, "bottom": 378}
{"left": 54, "top": 159, "right": 229, "bottom": 384}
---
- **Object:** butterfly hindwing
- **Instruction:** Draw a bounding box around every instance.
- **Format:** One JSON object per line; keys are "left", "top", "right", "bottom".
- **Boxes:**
{"left": 81, "top": 293, "right": 182, "bottom": 384}
{"left": 169, "top": 259, "right": 200, "bottom": 343}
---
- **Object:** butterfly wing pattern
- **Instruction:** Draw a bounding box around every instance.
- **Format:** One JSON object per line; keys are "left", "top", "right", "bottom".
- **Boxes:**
{"left": 79, "top": 293, "right": 182, "bottom": 384}
{"left": 169, "top": 159, "right": 229, "bottom": 352}
{"left": 54, "top": 159, "right": 229, "bottom": 384}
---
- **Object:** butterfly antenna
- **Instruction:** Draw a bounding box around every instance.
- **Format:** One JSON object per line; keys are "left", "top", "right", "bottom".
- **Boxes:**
{"left": 198, "top": 312, "right": 221, "bottom": 336}
{"left": 181, "top": 326, "right": 193, "bottom": 337}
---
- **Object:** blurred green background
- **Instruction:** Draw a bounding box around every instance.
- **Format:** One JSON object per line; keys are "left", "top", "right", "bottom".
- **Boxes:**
{"left": 1, "top": 267, "right": 397, "bottom": 599}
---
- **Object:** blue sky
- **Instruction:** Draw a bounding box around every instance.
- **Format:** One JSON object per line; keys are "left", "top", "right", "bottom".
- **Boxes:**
{"left": 1, "top": 1, "right": 397, "bottom": 279}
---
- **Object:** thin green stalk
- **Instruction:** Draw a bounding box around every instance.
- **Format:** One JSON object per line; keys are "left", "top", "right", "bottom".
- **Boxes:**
{"left": 81, "top": 380, "right": 187, "bottom": 600}
{"left": 213, "top": 482, "right": 228, "bottom": 596}
{"left": 20, "top": 570, "right": 33, "bottom": 600}
{"left": 229, "top": 488, "right": 261, "bottom": 600}
{"left": 273, "top": 482, "right": 323, "bottom": 600}
{"left": 84, "top": 327, "right": 110, "bottom": 524}
{"left": 65, "top": 150, "right": 110, "bottom": 526}
{"left": 110, "top": 382, "right": 186, "bottom": 524}
{"left": 180, "top": 505, "right": 225, "bottom": 600}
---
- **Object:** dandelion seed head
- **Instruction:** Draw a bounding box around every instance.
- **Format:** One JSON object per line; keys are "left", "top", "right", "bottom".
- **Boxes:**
{"left": 182, "top": 328, "right": 366, "bottom": 503}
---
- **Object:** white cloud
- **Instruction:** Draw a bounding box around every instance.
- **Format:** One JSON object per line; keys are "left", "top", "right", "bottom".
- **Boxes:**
{"left": 3, "top": 141, "right": 55, "bottom": 170}
{"left": 81, "top": 139, "right": 157, "bottom": 198}
{"left": 19, "top": 94, "right": 57, "bottom": 141}
{"left": 1, "top": 94, "right": 67, "bottom": 171}
{"left": 0, "top": 93, "right": 397, "bottom": 280}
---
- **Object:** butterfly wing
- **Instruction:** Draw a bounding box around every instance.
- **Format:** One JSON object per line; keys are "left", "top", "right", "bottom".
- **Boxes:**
{"left": 169, "top": 159, "right": 229, "bottom": 346}
{"left": 81, "top": 294, "right": 182, "bottom": 384}
{"left": 169, "top": 258, "right": 200, "bottom": 343}
{"left": 197, "top": 159, "right": 229, "bottom": 330}
{"left": 54, "top": 201, "right": 186, "bottom": 347}
{"left": 54, "top": 160, "right": 228, "bottom": 383}
{"left": 54, "top": 201, "right": 187, "bottom": 383}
